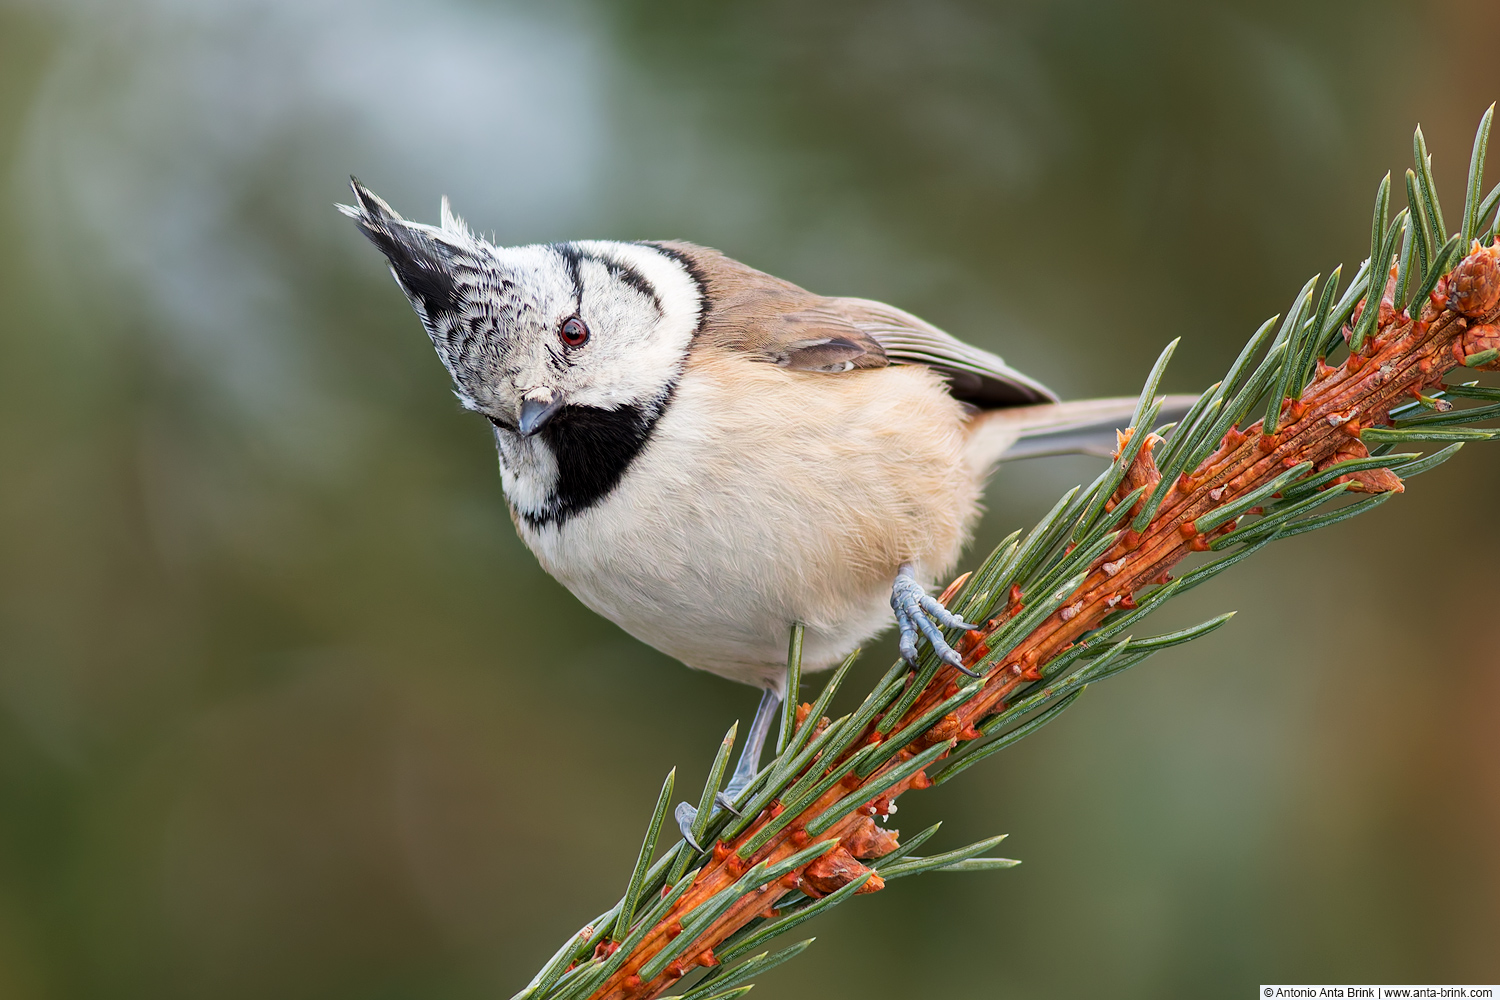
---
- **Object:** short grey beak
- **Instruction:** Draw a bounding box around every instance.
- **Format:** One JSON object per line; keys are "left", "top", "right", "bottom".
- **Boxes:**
{"left": 518, "top": 395, "right": 564, "bottom": 436}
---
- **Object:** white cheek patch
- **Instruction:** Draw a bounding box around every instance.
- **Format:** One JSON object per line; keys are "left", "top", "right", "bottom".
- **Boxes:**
{"left": 595, "top": 241, "right": 703, "bottom": 341}
{"left": 563, "top": 241, "right": 702, "bottom": 410}
{"left": 421, "top": 238, "right": 702, "bottom": 418}
{"left": 407, "top": 234, "right": 705, "bottom": 522}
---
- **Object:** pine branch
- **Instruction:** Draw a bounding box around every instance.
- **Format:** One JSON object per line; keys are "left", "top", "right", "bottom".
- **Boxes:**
{"left": 516, "top": 110, "right": 1500, "bottom": 1000}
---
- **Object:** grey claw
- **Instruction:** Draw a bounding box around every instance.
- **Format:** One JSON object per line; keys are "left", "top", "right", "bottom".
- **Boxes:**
{"left": 714, "top": 790, "right": 744, "bottom": 816}
{"left": 950, "top": 656, "right": 984, "bottom": 678}
{"left": 675, "top": 801, "right": 704, "bottom": 852}
{"left": 923, "top": 626, "right": 977, "bottom": 675}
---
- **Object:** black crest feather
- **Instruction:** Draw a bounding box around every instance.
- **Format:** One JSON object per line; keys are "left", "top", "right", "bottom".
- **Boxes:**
{"left": 340, "top": 177, "right": 462, "bottom": 317}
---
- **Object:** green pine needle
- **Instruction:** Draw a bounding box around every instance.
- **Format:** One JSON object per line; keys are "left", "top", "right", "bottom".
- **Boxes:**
{"left": 1361, "top": 425, "right": 1499, "bottom": 444}
{"left": 1210, "top": 486, "right": 1349, "bottom": 550}
{"left": 980, "top": 640, "right": 1134, "bottom": 736}
{"left": 1409, "top": 235, "right": 1463, "bottom": 314}
{"left": 1353, "top": 173, "right": 1392, "bottom": 353}
{"left": 1407, "top": 169, "right": 1433, "bottom": 281}
{"left": 773, "top": 654, "right": 855, "bottom": 779}
{"left": 1257, "top": 492, "right": 1396, "bottom": 542}
{"left": 1397, "top": 400, "right": 1500, "bottom": 427}
{"left": 951, "top": 530, "right": 1022, "bottom": 621}
{"left": 857, "top": 679, "right": 983, "bottom": 777}
{"left": 1444, "top": 382, "right": 1500, "bottom": 400}
{"left": 1277, "top": 453, "right": 1420, "bottom": 502}
{"left": 736, "top": 747, "right": 880, "bottom": 858}
{"left": 805, "top": 740, "right": 953, "bottom": 836}
{"left": 1462, "top": 104, "right": 1494, "bottom": 246}
{"left": 670, "top": 725, "right": 739, "bottom": 882}
{"left": 1323, "top": 258, "right": 1375, "bottom": 359}
{"left": 1267, "top": 276, "right": 1321, "bottom": 433}
{"left": 1389, "top": 443, "right": 1465, "bottom": 479}
{"left": 777, "top": 625, "right": 804, "bottom": 756}
{"left": 717, "top": 881, "right": 866, "bottom": 966}
{"left": 671, "top": 986, "right": 756, "bottom": 1000}
{"left": 1477, "top": 180, "right": 1500, "bottom": 244}
{"left": 1194, "top": 462, "right": 1312, "bottom": 534}
{"left": 555, "top": 867, "right": 700, "bottom": 1000}
{"left": 1299, "top": 265, "right": 1343, "bottom": 388}
{"left": 877, "top": 835, "right": 1014, "bottom": 880}
{"left": 1073, "top": 398, "right": 1163, "bottom": 543}
{"left": 1083, "top": 613, "right": 1235, "bottom": 659}
{"left": 1002, "top": 485, "right": 1083, "bottom": 597}
{"left": 618, "top": 770, "right": 677, "bottom": 934}
{"left": 681, "top": 939, "right": 815, "bottom": 999}
{"left": 872, "top": 823, "right": 943, "bottom": 868}
{"left": 1394, "top": 214, "right": 1416, "bottom": 313}
{"left": 1415, "top": 126, "right": 1447, "bottom": 244}
{"left": 929, "top": 690, "right": 1084, "bottom": 788}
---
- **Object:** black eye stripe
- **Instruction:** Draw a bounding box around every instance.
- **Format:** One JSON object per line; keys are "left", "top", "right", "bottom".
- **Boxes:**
{"left": 554, "top": 244, "right": 662, "bottom": 316}
{"left": 554, "top": 243, "right": 585, "bottom": 307}
{"left": 608, "top": 261, "right": 662, "bottom": 314}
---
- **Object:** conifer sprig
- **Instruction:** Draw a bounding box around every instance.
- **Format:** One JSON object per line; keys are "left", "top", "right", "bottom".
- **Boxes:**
{"left": 513, "top": 110, "right": 1500, "bottom": 1000}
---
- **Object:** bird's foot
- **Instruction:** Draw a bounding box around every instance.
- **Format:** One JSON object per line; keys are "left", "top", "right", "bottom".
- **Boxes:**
{"left": 891, "top": 563, "right": 980, "bottom": 675}
{"left": 674, "top": 780, "right": 752, "bottom": 850}
{"left": 674, "top": 687, "right": 780, "bottom": 851}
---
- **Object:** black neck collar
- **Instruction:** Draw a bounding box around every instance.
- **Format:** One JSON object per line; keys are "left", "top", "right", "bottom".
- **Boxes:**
{"left": 510, "top": 386, "right": 674, "bottom": 528}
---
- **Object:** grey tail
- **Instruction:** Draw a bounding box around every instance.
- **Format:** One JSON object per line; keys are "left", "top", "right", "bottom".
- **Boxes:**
{"left": 964, "top": 394, "right": 1200, "bottom": 473}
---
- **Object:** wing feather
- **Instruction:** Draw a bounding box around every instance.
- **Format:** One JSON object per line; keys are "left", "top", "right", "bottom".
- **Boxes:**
{"left": 665, "top": 240, "right": 1053, "bottom": 404}
{"left": 828, "top": 297, "right": 1056, "bottom": 406}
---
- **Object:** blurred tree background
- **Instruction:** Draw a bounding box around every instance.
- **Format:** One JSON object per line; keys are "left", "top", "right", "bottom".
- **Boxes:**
{"left": 0, "top": 1, "right": 1497, "bottom": 997}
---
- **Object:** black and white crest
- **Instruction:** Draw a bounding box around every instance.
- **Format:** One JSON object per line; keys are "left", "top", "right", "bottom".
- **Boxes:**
{"left": 341, "top": 180, "right": 704, "bottom": 525}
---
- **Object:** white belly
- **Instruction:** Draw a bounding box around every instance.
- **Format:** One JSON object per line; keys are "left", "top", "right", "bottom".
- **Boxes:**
{"left": 515, "top": 356, "right": 980, "bottom": 689}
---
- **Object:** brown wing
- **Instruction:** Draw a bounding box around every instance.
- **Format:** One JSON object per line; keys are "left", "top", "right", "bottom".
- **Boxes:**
{"left": 662, "top": 241, "right": 1053, "bottom": 402}
{"left": 658, "top": 241, "right": 889, "bottom": 372}
{"left": 744, "top": 304, "right": 890, "bottom": 373}
{"left": 829, "top": 297, "right": 1056, "bottom": 407}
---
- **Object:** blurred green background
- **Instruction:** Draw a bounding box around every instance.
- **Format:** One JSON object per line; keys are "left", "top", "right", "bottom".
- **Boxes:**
{"left": 1, "top": 1, "right": 1497, "bottom": 997}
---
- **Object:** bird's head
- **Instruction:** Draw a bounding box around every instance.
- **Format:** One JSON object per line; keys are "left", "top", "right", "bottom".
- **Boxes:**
{"left": 340, "top": 179, "right": 702, "bottom": 438}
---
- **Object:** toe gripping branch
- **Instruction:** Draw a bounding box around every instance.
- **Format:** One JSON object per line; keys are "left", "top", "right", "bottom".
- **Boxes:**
{"left": 589, "top": 238, "right": 1500, "bottom": 1000}
{"left": 892, "top": 564, "right": 980, "bottom": 675}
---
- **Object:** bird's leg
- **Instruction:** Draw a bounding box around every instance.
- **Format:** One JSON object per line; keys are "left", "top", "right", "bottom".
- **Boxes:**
{"left": 717, "top": 686, "right": 780, "bottom": 810}
{"left": 674, "top": 685, "right": 781, "bottom": 850}
{"left": 891, "top": 562, "right": 981, "bottom": 676}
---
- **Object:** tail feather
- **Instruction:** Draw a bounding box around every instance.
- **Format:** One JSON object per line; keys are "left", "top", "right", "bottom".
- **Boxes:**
{"left": 964, "top": 395, "right": 1199, "bottom": 474}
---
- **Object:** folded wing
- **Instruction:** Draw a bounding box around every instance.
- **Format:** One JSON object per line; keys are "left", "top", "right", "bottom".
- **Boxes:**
{"left": 829, "top": 297, "right": 1057, "bottom": 407}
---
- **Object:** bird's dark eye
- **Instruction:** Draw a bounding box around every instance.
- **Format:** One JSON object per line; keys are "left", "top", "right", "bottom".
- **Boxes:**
{"left": 559, "top": 316, "right": 590, "bottom": 347}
